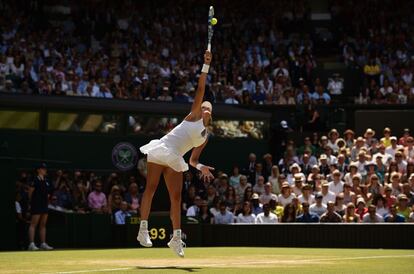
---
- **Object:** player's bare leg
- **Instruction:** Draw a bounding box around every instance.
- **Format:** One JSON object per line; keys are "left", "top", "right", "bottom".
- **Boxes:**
{"left": 163, "top": 167, "right": 185, "bottom": 257}
{"left": 137, "top": 162, "right": 164, "bottom": 247}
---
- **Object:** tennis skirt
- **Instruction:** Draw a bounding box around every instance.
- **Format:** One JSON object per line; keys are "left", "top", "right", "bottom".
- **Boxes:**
{"left": 140, "top": 140, "right": 189, "bottom": 172}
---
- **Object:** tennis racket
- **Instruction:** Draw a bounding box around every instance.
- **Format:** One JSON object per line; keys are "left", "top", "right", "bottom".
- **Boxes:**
{"left": 207, "top": 6, "right": 215, "bottom": 51}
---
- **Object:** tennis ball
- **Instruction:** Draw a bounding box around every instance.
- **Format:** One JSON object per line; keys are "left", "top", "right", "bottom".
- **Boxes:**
{"left": 211, "top": 18, "right": 218, "bottom": 26}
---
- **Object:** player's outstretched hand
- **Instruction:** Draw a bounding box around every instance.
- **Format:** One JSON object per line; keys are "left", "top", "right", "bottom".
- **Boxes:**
{"left": 204, "top": 51, "right": 212, "bottom": 65}
{"left": 200, "top": 165, "right": 215, "bottom": 183}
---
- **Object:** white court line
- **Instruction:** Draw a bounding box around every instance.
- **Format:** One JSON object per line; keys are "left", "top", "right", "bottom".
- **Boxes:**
{"left": 40, "top": 267, "right": 132, "bottom": 274}
{"left": 205, "top": 254, "right": 414, "bottom": 267}
{"left": 40, "top": 254, "right": 414, "bottom": 273}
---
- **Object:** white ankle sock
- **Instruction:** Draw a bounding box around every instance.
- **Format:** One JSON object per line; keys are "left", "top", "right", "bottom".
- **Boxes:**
{"left": 140, "top": 220, "right": 148, "bottom": 230}
{"left": 173, "top": 229, "right": 181, "bottom": 239}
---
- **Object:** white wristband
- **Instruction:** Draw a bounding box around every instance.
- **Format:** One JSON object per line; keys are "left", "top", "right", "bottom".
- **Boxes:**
{"left": 196, "top": 163, "right": 205, "bottom": 170}
{"left": 201, "top": 64, "right": 210, "bottom": 74}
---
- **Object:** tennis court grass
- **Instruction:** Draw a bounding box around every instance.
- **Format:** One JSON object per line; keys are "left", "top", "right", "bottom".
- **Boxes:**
{"left": 0, "top": 247, "right": 413, "bottom": 273}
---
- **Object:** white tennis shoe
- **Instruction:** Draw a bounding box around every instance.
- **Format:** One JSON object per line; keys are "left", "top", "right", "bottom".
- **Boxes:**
{"left": 40, "top": 243, "right": 54, "bottom": 250}
{"left": 28, "top": 243, "right": 39, "bottom": 251}
{"left": 137, "top": 230, "right": 153, "bottom": 247}
{"left": 167, "top": 237, "right": 186, "bottom": 258}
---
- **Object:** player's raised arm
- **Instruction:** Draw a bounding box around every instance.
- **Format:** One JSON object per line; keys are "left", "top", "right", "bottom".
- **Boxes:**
{"left": 191, "top": 51, "right": 212, "bottom": 115}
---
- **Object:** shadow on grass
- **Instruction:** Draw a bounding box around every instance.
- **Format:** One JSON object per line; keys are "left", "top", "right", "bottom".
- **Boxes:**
{"left": 136, "top": 266, "right": 202, "bottom": 272}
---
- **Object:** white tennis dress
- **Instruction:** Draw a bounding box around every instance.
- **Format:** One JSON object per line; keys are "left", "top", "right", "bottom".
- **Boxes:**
{"left": 140, "top": 118, "right": 207, "bottom": 172}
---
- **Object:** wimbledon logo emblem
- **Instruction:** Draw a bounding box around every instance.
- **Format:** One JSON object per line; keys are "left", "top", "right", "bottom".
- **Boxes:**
{"left": 112, "top": 142, "right": 138, "bottom": 171}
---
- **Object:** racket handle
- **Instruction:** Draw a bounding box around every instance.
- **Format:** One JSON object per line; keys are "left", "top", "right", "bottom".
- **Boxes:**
{"left": 207, "top": 43, "right": 211, "bottom": 52}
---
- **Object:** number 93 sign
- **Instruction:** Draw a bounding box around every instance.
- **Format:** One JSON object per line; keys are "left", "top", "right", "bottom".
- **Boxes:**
{"left": 149, "top": 227, "right": 166, "bottom": 240}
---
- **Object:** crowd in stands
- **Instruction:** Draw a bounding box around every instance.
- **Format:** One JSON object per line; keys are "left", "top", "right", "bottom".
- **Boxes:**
{"left": 0, "top": 0, "right": 338, "bottom": 106}
{"left": 181, "top": 126, "right": 414, "bottom": 224}
{"left": 16, "top": 126, "right": 414, "bottom": 227}
{"left": 16, "top": 170, "right": 143, "bottom": 226}
{"left": 331, "top": 0, "right": 414, "bottom": 104}
{"left": 1, "top": 1, "right": 414, "bottom": 105}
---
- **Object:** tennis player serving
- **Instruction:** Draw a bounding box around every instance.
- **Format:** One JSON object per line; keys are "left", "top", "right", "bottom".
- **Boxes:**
{"left": 137, "top": 50, "right": 214, "bottom": 257}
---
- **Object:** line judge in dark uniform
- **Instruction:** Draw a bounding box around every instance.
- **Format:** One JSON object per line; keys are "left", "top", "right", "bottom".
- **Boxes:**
{"left": 28, "top": 163, "right": 53, "bottom": 251}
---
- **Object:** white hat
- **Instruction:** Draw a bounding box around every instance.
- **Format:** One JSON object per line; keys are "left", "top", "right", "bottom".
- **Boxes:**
{"left": 289, "top": 163, "right": 301, "bottom": 172}
{"left": 280, "top": 120, "right": 288, "bottom": 129}
{"left": 356, "top": 198, "right": 366, "bottom": 205}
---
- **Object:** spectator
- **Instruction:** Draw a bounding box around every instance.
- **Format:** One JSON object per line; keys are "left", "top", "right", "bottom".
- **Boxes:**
{"left": 114, "top": 202, "right": 131, "bottom": 225}
{"left": 235, "top": 175, "right": 251, "bottom": 202}
{"left": 355, "top": 198, "right": 368, "bottom": 220}
{"left": 72, "top": 182, "right": 88, "bottom": 213}
{"left": 402, "top": 183, "right": 414, "bottom": 206}
{"left": 251, "top": 193, "right": 263, "bottom": 215}
{"left": 278, "top": 183, "right": 296, "bottom": 207}
{"left": 319, "top": 154, "right": 330, "bottom": 176}
{"left": 48, "top": 195, "right": 66, "bottom": 212}
{"left": 109, "top": 194, "right": 123, "bottom": 215}
{"left": 198, "top": 200, "right": 213, "bottom": 224}
{"left": 298, "top": 184, "right": 315, "bottom": 204}
{"left": 384, "top": 205, "right": 405, "bottom": 223}
{"left": 342, "top": 183, "right": 356, "bottom": 204}
{"left": 209, "top": 198, "right": 221, "bottom": 217}
{"left": 259, "top": 182, "right": 278, "bottom": 204}
{"left": 383, "top": 185, "right": 397, "bottom": 209}
{"left": 334, "top": 193, "right": 347, "bottom": 217}
{"left": 88, "top": 181, "right": 108, "bottom": 213}
{"left": 396, "top": 194, "right": 412, "bottom": 219}
{"left": 224, "top": 186, "right": 237, "bottom": 211}
{"left": 327, "top": 73, "right": 344, "bottom": 96}
{"left": 309, "top": 194, "right": 327, "bottom": 217}
{"left": 213, "top": 202, "right": 234, "bottom": 224}
{"left": 236, "top": 201, "right": 256, "bottom": 224}
{"left": 320, "top": 201, "right": 342, "bottom": 223}
{"left": 186, "top": 196, "right": 202, "bottom": 217}
{"left": 253, "top": 176, "right": 266, "bottom": 195}
{"left": 268, "top": 165, "right": 281, "bottom": 194}
{"left": 362, "top": 205, "right": 384, "bottom": 223}
{"left": 255, "top": 203, "right": 278, "bottom": 224}
{"left": 312, "top": 85, "right": 331, "bottom": 104}
{"left": 206, "top": 185, "right": 218, "bottom": 207}
{"left": 372, "top": 194, "right": 388, "bottom": 218}
{"left": 388, "top": 172, "right": 403, "bottom": 196}
{"left": 319, "top": 181, "right": 336, "bottom": 204}
{"left": 380, "top": 127, "right": 393, "bottom": 146}
{"left": 296, "top": 202, "right": 319, "bottom": 223}
{"left": 409, "top": 205, "right": 414, "bottom": 222}
{"left": 343, "top": 202, "right": 360, "bottom": 223}
{"left": 182, "top": 185, "right": 197, "bottom": 213}
{"left": 292, "top": 174, "right": 304, "bottom": 196}
{"left": 243, "top": 187, "right": 253, "bottom": 203}
{"left": 367, "top": 174, "right": 383, "bottom": 197}
{"left": 328, "top": 170, "right": 344, "bottom": 195}
{"left": 281, "top": 203, "right": 297, "bottom": 223}
{"left": 54, "top": 181, "right": 73, "bottom": 210}
{"left": 229, "top": 166, "right": 241, "bottom": 187}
